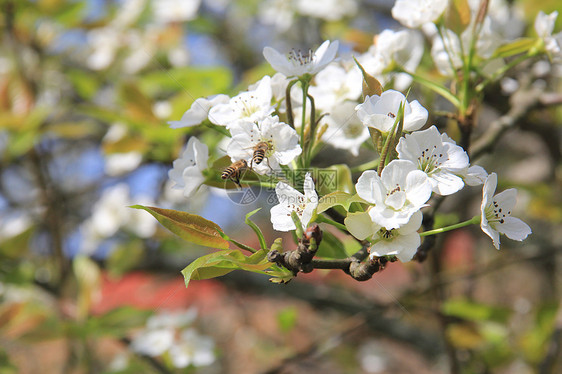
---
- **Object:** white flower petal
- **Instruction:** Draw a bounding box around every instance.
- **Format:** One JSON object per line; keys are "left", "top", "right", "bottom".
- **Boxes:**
{"left": 430, "top": 171, "right": 465, "bottom": 195}
{"left": 263, "top": 40, "right": 338, "bottom": 77}
{"left": 498, "top": 216, "right": 532, "bottom": 241}
{"left": 405, "top": 170, "right": 432, "bottom": 205}
{"left": 481, "top": 219, "right": 500, "bottom": 249}
{"left": 270, "top": 204, "right": 296, "bottom": 231}
{"left": 385, "top": 190, "right": 406, "bottom": 210}
{"left": 403, "top": 100, "right": 428, "bottom": 131}
{"left": 345, "top": 211, "right": 376, "bottom": 240}
{"left": 397, "top": 210, "right": 423, "bottom": 235}
{"left": 381, "top": 160, "right": 417, "bottom": 190}
{"left": 315, "top": 40, "right": 339, "bottom": 71}
{"left": 463, "top": 165, "right": 488, "bottom": 186}
{"left": 371, "top": 232, "right": 420, "bottom": 262}
{"left": 492, "top": 188, "right": 517, "bottom": 213}
{"left": 263, "top": 46, "right": 293, "bottom": 76}
{"left": 181, "top": 167, "right": 206, "bottom": 198}
{"left": 483, "top": 173, "right": 498, "bottom": 203}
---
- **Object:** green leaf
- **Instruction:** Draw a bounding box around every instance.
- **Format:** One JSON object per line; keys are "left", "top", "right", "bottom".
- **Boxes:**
{"left": 442, "top": 299, "right": 511, "bottom": 323}
{"left": 53, "top": 1, "right": 87, "bottom": 26}
{"left": 119, "top": 83, "right": 158, "bottom": 124}
{"left": 139, "top": 67, "right": 232, "bottom": 98}
{"left": 92, "top": 307, "right": 152, "bottom": 337}
{"left": 67, "top": 69, "right": 100, "bottom": 99}
{"left": 267, "top": 268, "right": 294, "bottom": 284}
{"left": 245, "top": 209, "right": 267, "bottom": 250}
{"left": 492, "top": 38, "right": 536, "bottom": 58}
{"left": 0, "top": 227, "right": 33, "bottom": 259}
{"left": 130, "top": 205, "right": 230, "bottom": 249}
{"left": 316, "top": 164, "right": 354, "bottom": 196}
{"left": 316, "top": 231, "right": 348, "bottom": 259}
{"left": 181, "top": 249, "right": 270, "bottom": 288}
{"left": 317, "top": 192, "right": 366, "bottom": 214}
{"left": 519, "top": 302, "right": 559, "bottom": 363}
{"left": 445, "top": 0, "right": 471, "bottom": 34}
{"left": 44, "top": 121, "right": 100, "bottom": 139}
{"left": 107, "top": 239, "right": 145, "bottom": 278}
{"left": 277, "top": 307, "right": 298, "bottom": 333}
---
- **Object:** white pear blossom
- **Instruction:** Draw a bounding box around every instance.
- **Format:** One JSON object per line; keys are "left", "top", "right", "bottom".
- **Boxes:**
{"left": 105, "top": 152, "right": 143, "bottom": 176}
{"left": 169, "top": 329, "right": 216, "bottom": 368}
{"left": 391, "top": 0, "right": 449, "bottom": 29}
{"left": 168, "top": 94, "right": 229, "bottom": 128}
{"left": 169, "top": 137, "right": 209, "bottom": 198}
{"left": 355, "top": 90, "right": 428, "bottom": 133}
{"left": 295, "top": 0, "right": 357, "bottom": 21}
{"left": 270, "top": 173, "right": 318, "bottom": 231}
{"left": 208, "top": 77, "right": 274, "bottom": 127}
{"left": 534, "top": 11, "right": 561, "bottom": 56}
{"left": 373, "top": 29, "right": 424, "bottom": 91}
{"left": 227, "top": 116, "right": 301, "bottom": 173}
{"left": 396, "top": 125, "right": 470, "bottom": 195}
{"left": 131, "top": 309, "right": 215, "bottom": 369}
{"left": 258, "top": 0, "right": 295, "bottom": 32}
{"left": 147, "top": 308, "right": 198, "bottom": 330}
{"left": 431, "top": 18, "right": 503, "bottom": 76}
{"left": 248, "top": 73, "right": 290, "bottom": 107}
{"left": 263, "top": 40, "right": 339, "bottom": 78}
{"left": 355, "top": 160, "right": 432, "bottom": 229}
{"left": 309, "top": 63, "right": 362, "bottom": 112}
{"left": 321, "top": 101, "right": 370, "bottom": 156}
{"left": 152, "top": 0, "right": 201, "bottom": 24}
{"left": 90, "top": 184, "right": 156, "bottom": 239}
{"left": 87, "top": 27, "right": 121, "bottom": 70}
{"left": 131, "top": 328, "right": 175, "bottom": 357}
{"left": 345, "top": 210, "right": 423, "bottom": 262}
{"left": 468, "top": 0, "right": 525, "bottom": 40}
{"left": 79, "top": 183, "right": 157, "bottom": 254}
{"left": 110, "top": 0, "right": 147, "bottom": 28}
{"left": 480, "top": 173, "right": 531, "bottom": 249}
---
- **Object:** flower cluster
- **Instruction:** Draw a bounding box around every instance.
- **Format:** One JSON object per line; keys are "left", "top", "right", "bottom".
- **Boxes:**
{"left": 167, "top": 40, "right": 532, "bottom": 266}
{"left": 130, "top": 309, "right": 215, "bottom": 369}
{"left": 163, "top": 0, "right": 551, "bottom": 280}
{"left": 343, "top": 102, "right": 531, "bottom": 261}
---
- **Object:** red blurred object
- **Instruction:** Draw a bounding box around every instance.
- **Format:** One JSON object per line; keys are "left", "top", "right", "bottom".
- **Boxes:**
{"left": 91, "top": 271, "right": 227, "bottom": 315}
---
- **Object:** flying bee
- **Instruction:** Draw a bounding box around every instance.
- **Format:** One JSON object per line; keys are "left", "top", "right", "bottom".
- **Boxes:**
{"left": 221, "top": 159, "right": 248, "bottom": 187}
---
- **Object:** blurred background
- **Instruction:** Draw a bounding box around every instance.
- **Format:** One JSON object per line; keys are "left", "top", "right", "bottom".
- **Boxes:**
{"left": 0, "top": 0, "right": 561, "bottom": 373}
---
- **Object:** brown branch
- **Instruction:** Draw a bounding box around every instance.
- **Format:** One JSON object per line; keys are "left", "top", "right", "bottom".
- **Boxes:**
{"left": 471, "top": 80, "right": 542, "bottom": 160}
{"left": 28, "top": 147, "right": 70, "bottom": 285}
{"left": 429, "top": 245, "right": 461, "bottom": 374}
{"left": 261, "top": 316, "right": 365, "bottom": 374}
{"left": 267, "top": 224, "right": 395, "bottom": 281}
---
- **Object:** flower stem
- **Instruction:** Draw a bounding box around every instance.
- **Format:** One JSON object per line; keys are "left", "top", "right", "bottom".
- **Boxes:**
{"left": 285, "top": 79, "right": 299, "bottom": 129}
{"left": 420, "top": 215, "right": 481, "bottom": 237}
{"left": 239, "top": 179, "right": 278, "bottom": 189}
{"left": 397, "top": 68, "right": 460, "bottom": 108}
{"left": 315, "top": 214, "right": 348, "bottom": 232}
{"left": 475, "top": 53, "right": 531, "bottom": 93}
{"left": 350, "top": 157, "right": 380, "bottom": 173}
{"left": 300, "top": 79, "right": 310, "bottom": 167}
